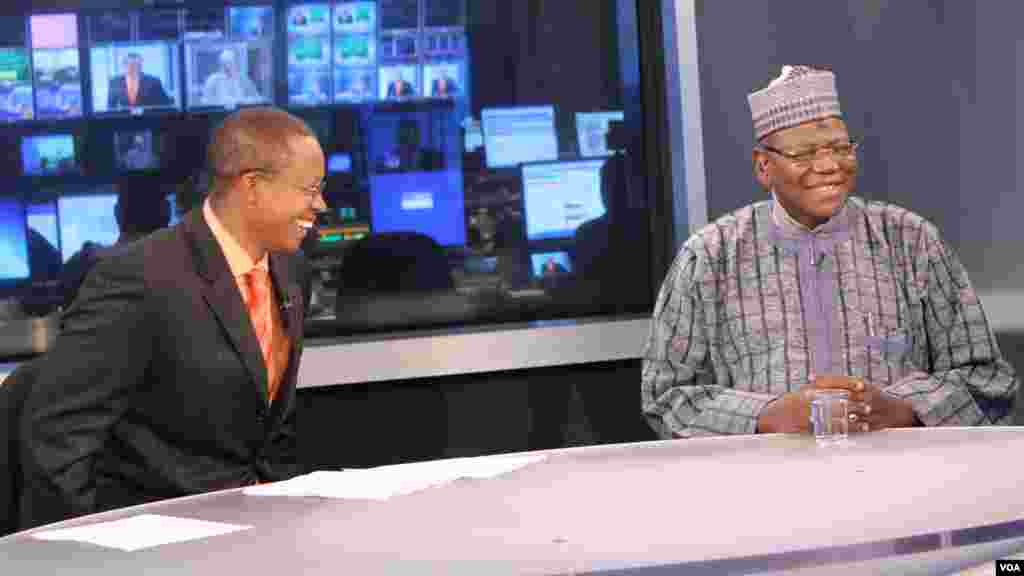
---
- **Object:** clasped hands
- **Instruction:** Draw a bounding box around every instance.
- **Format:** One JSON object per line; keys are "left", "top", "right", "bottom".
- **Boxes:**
{"left": 757, "top": 375, "right": 918, "bottom": 434}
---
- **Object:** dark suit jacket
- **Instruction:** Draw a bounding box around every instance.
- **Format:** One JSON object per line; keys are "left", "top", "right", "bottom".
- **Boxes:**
{"left": 20, "top": 209, "right": 306, "bottom": 529}
{"left": 107, "top": 74, "right": 173, "bottom": 109}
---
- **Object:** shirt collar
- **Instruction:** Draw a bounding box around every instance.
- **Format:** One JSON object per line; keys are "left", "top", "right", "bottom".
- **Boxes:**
{"left": 203, "top": 197, "right": 268, "bottom": 278}
{"left": 769, "top": 190, "right": 851, "bottom": 239}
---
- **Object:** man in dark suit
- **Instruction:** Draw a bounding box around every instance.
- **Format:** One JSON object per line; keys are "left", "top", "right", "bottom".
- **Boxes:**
{"left": 20, "top": 107, "right": 327, "bottom": 529}
{"left": 107, "top": 53, "right": 173, "bottom": 109}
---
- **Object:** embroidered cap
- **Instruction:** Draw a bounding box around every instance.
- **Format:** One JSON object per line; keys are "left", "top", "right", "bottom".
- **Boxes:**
{"left": 748, "top": 65, "right": 842, "bottom": 140}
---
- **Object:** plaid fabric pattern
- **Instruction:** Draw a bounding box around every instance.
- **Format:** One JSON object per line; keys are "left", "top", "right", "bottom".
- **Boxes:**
{"left": 641, "top": 198, "right": 1019, "bottom": 438}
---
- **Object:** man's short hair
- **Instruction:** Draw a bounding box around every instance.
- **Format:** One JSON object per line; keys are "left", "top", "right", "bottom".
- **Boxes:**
{"left": 206, "top": 107, "right": 317, "bottom": 185}
{"left": 123, "top": 53, "right": 143, "bottom": 65}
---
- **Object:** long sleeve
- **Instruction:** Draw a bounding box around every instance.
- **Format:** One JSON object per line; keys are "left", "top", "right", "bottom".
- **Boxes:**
{"left": 883, "top": 225, "right": 1018, "bottom": 425}
{"left": 20, "top": 252, "right": 152, "bottom": 528}
{"left": 641, "top": 243, "right": 780, "bottom": 438}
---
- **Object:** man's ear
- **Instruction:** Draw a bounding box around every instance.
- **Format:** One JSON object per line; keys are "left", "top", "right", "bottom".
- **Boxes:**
{"left": 752, "top": 150, "right": 772, "bottom": 190}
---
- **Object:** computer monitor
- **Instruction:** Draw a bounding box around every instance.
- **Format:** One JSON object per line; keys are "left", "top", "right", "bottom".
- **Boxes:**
{"left": 30, "top": 14, "right": 82, "bottom": 120}
{"left": 0, "top": 48, "right": 33, "bottom": 122}
{"left": 334, "top": 66, "right": 375, "bottom": 101}
{"left": 379, "top": 0, "right": 418, "bottom": 30}
{"left": 482, "top": 106, "right": 559, "bottom": 169}
{"left": 335, "top": 2, "right": 376, "bottom": 34}
{"left": 58, "top": 192, "right": 119, "bottom": 262}
{"left": 27, "top": 200, "right": 59, "bottom": 251}
{"left": 530, "top": 251, "right": 572, "bottom": 278}
{"left": 90, "top": 42, "right": 182, "bottom": 113}
{"left": 369, "top": 170, "right": 466, "bottom": 246}
{"left": 114, "top": 130, "right": 161, "bottom": 172}
{"left": 576, "top": 111, "right": 624, "bottom": 158}
{"left": 22, "top": 133, "right": 77, "bottom": 176}
{"left": 328, "top": 152, "right": 352, "bottom": 173}
{"left": 422, "top": 61, "right": 462, "bottom": 99}
{"left": 522, "top": 159, "right": 607, "bottom": 241}
{"left": 286, "top": 7, "right": 330, "bottom": 107}
{"left": 185, "top": 41, "right": 273, "bottom": 109}
{"left": 0, "top": 196, "right": 29, "bottom": 281}
{"left": 287, "top": 4, "right": 330, "bottom": 36}
{"left": 379, "top": 64, "right": 418, "bottom": 100}
{"left": 335, "top": 33, "right": 375, "bottom": 67}
{"left": 229, "top": 6, "right": 273, "bottom": 38}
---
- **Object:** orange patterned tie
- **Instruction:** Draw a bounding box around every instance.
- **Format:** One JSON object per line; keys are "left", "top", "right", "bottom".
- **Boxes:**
{"left": 243, "top": 268, "right": 273, "bottom": 397}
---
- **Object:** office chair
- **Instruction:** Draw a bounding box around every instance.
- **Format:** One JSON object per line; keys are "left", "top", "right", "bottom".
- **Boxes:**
{"left": 1, "top": 359, "right": 38, "bottom": 537}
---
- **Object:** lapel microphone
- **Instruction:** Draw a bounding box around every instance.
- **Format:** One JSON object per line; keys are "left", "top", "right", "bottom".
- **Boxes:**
{"left": 281, "top": 296, "right": 293, "bottom": 311}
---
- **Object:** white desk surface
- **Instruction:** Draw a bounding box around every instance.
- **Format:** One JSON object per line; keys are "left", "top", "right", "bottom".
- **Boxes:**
{"left": 3, "top": 428, "right": 1024, "bottom": 574}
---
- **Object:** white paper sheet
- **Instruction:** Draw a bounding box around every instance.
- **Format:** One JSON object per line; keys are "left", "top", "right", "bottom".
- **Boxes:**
{"left": 30, "top": 514, "right": 252, "bottom": 552}
{"left": 244, "top": 453, "right": 547, "bottom": 500}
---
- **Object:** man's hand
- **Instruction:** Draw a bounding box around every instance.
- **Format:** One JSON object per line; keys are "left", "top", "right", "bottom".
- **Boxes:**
{"left": 756, "top": 375, "right": 916, "bottom": 433}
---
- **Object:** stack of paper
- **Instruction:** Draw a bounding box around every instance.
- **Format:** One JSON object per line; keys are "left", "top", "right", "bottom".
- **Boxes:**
{"left": 30, "top": 514, "right": 251, "bottom": 551}
{"left": 244, "top": 453, "right": 547, "bottom": 500}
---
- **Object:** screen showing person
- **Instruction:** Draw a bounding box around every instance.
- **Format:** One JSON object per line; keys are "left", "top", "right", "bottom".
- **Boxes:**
{"left": 187, "top": 43, "right": 271, "bottom": 108}
{"left": 58, "top": 192, "right": 119, "bottom": 262}
{"left": 379, "top": 65, "right": 417, "bottom": 100}
{"left": 335, "top": 2, "right": 376, "bottom": 33}
{"left": 287, "top": 35, "right": 330, "bottom": 105}
{"left": 287, "top": 4, "right": 330, "bottom": 36}
{"left": 334, "top": 67, "right": 374, "bottom": 101}
{"left": 90, "top": 44, "right": 180, "bottom": 112}
{"left": 423, "top": 62, "right": 461, "bottom": 99}
{"left": 30, "top": 13, "right": 82, "bottom": 120}
{"left": 530, "top": 251, "right": 572, "bottom": 278}
{"left": 335, "top": 34, "right": 375, "bottom": 66}
{"left": 0, "top": 196, "right": 29, "bottom": 281}
{"left": 229, "top": 6, "right": 273, "bottom": 38}
{"left": 115, "top": 130, "right": 160, "bottom": 171}
{"left": 369, "top": 170, "right": 466, "bottom": 246}
{"left": 27, "top": 200, "right": 59, "bottom": 251}
{"left": 0, "top": 48, "right": 33, "bottom": 122}
{"left": 522, "top": 159, "right": 607, "bottom": 241}
{"left": 22, "top": 134, "right": 77, "bottom": 176}
{"left": 576, "top": 111, "right": 625, "bottom": 158}
{"left": 481, "top": 105, "right": 559, "bottom": 169}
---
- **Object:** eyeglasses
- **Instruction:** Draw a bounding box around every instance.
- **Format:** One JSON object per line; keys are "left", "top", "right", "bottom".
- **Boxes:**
{"left": 237, "top": 169, "right": 327, "bottom": 199}
{"left": 760, "top": 138, "right": 860, "bottom": 168}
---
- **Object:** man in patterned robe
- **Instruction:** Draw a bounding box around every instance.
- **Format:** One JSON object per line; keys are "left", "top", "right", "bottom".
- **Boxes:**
{"left": 642, "top": 66, "right": 1018, "bottom": 437}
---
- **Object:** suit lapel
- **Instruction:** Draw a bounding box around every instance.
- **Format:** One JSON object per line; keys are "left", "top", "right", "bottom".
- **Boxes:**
{"left": 268, "top": 254, "right": 304, "bottom": 419}
{"left": 187, "top": 209, "right": 269, "bottom": 404}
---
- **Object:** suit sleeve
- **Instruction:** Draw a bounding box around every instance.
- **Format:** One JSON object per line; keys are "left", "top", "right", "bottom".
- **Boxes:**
{"left": 20, "top": 252, "right": 153, "bottom": 527}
